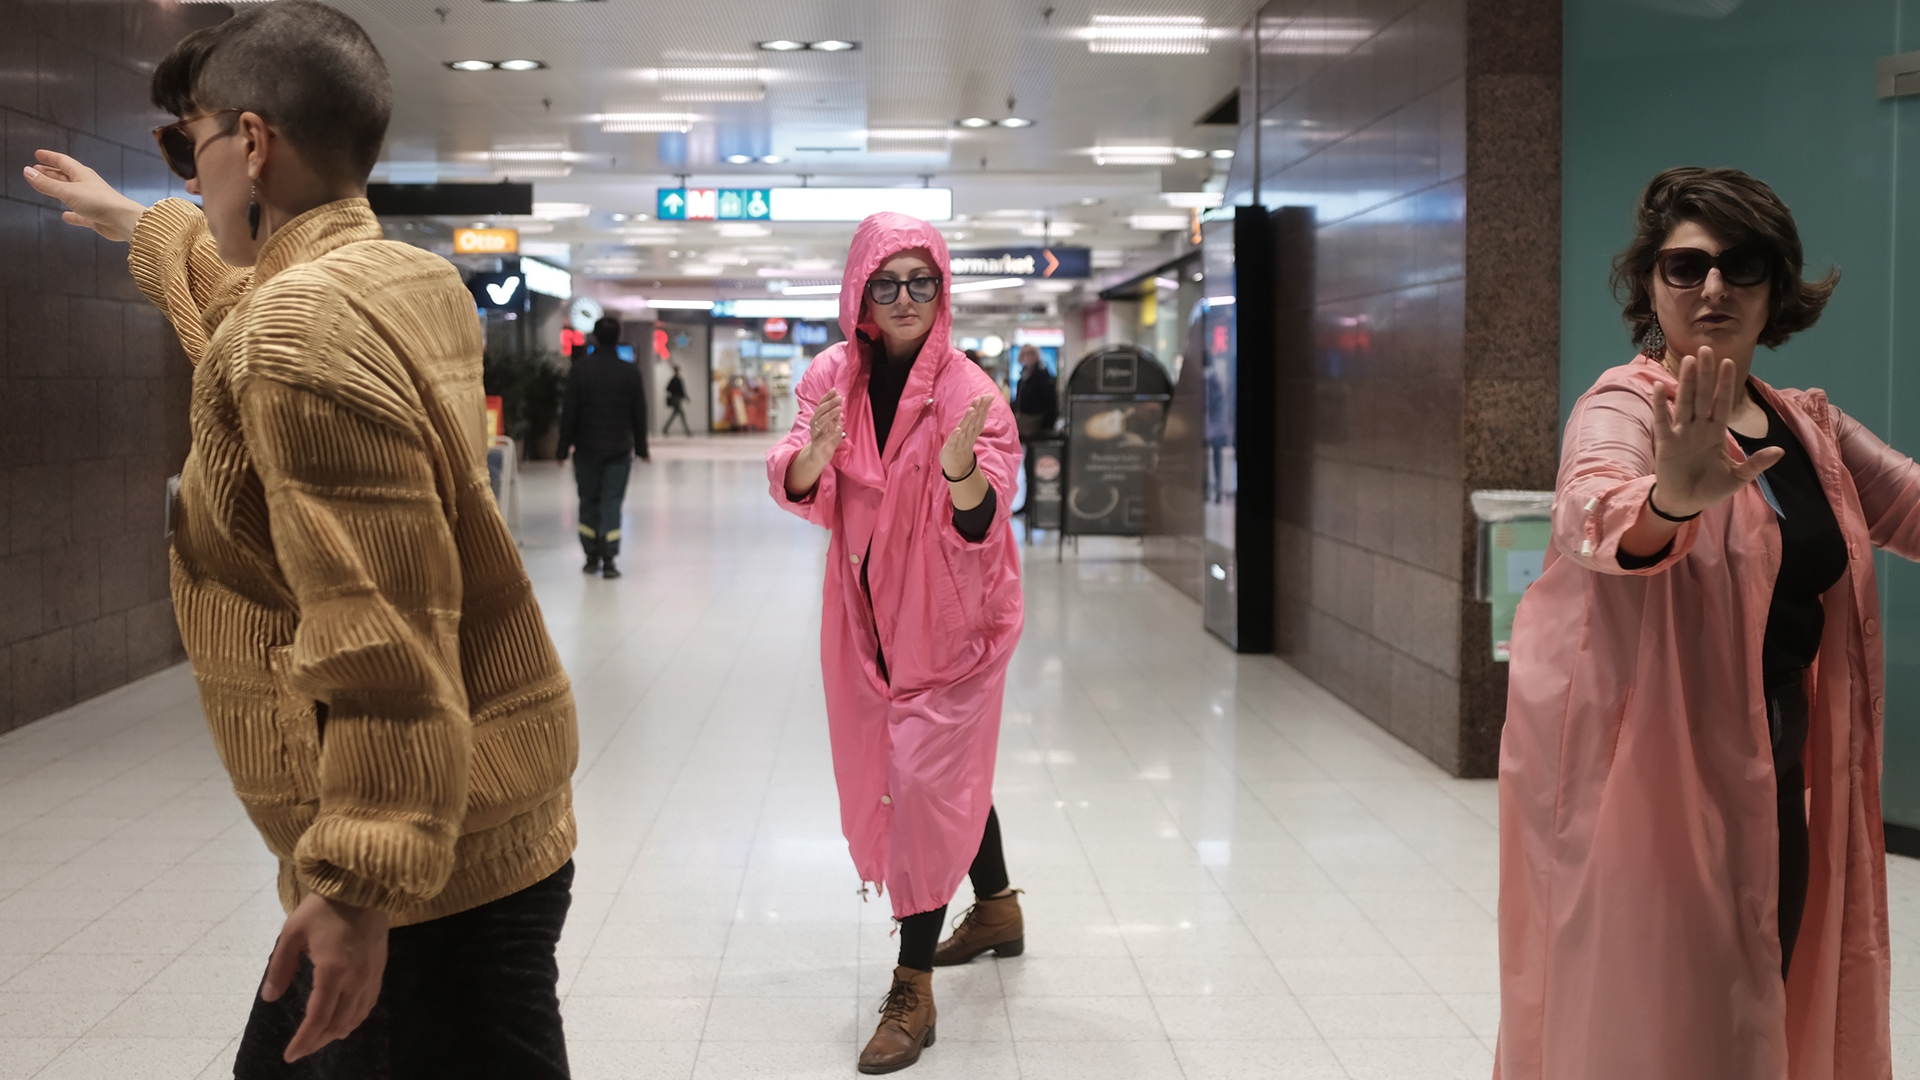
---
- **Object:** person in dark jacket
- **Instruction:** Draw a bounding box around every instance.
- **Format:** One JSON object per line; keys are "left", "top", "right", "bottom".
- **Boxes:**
{"left": 663, "top": 363, "right": 692, "bottom": 435}
{"left": 558, "top": 317, "right": 649, "bottom": 578}
{"left": 1012, "top": 345, "right": 1057, "bottom": 439}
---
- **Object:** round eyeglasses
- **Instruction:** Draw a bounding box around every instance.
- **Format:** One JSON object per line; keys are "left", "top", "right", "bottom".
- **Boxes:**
{"left": 865, "top": 276, "right": 941, "bottom": 305}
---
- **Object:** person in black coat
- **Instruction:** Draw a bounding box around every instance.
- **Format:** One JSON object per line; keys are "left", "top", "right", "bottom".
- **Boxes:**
{"left": 558, "top": 317, "right": 649, "bottom": 578}
{"left": 662, "top": 363, "right": 692, "bottom": 436}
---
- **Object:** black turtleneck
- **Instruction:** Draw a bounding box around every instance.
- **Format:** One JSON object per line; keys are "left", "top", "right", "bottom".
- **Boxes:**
{"left": 863, "top": 347, "right": 997, "bottom": 542}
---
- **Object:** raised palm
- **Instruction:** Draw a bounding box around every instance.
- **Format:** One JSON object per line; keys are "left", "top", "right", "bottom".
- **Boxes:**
{"left": 1650, "top": 348, "right": 1783, "bottom": 517}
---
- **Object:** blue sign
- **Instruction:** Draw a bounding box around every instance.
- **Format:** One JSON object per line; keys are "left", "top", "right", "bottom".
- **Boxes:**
{"left": 793, "top": 321, "right": 830, "bottom": 346}
{"left": 657, "top": 188, "right": 772, "bottom": 221}
{"left": 948, "top": 247, "right": 1092, "bottom": 280}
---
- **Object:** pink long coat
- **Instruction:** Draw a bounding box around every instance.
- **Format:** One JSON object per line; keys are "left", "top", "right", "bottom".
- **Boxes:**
{"left": 766, "top": 214, "right": 1024, "bottom": 919}
{"left": 1498, "top": 356, "right": 1918, "bottom": 1079}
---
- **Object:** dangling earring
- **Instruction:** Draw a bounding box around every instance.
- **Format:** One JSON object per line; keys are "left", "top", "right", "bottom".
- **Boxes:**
{"left": 1641, "top": 322, "right": 1666, "bottom": 364}
{"left": 248, "top": 181, "right": 261, "bottom": 241}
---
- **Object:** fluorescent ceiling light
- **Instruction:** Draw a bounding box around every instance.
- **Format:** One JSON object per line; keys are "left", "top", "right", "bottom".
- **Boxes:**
{"left": 951, "top": 278, "right": 1026, "bottom": 294}
{"left": 490, "top": 164, "right": 572, "bottom": 178}
{"left": 809, "top": 39, "right": 858, "bottom": 52}
{"left": 598, "top": 112, "right": 696, "bottom": 133}
{"left": 1083, "top": 15, "right": 1212, "bottom": 55}
{"left": 447, "top": 60, "right": 496, "bottom": 71}
{"left": 1094, "top": 147, "right": 1176, "bottom": 166}
{"left": 665, "top": 86, "right": 765, "bottom": 102}
{"left": 757, "top": 39, "right": 807, "bottom": 51}
{"left": 468, "top": 149, "right": 587, "bottom": 163}
{"left": 532, "top": 202, "right": 593, "bottom": 219}
{"left": 769, "top": 188, "right": 952, "bottom": 222}
{"left": 1161, "top": 191, "right": 1223, "bottom": 208}
{"left": 644, "top": 298, "right": 715, "bottom": 310}
{"left": 655, "top": 67, "right": 768, "bottom": 82}
{"left": 866, "top": 129, "right": 950, "bottom": 141}
{"left": 1128, "top": 213, "right": 1190, "bottom": 231}
{"left": 717, "top": 299, "right": 840, "bottom": 318}
{"left": 782, "top": 282, "right": 842, "bottom": 295}
{"left": 716, "top": 223, "right": 772, "bottom": 238}
{"left": 1265, "top": 19, "right": 1377, "bottom": 55}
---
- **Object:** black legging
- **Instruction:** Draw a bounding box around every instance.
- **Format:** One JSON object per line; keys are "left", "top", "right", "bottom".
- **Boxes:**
{"left": 1769, "top": 677, "right": 1811, "bottom": 978}
{"left": 896, "top": 807, "right": 1009, "bottom": 971}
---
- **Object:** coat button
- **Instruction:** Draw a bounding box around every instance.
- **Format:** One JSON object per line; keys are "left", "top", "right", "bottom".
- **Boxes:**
{"left": 880, "top": 795, "right": 892, "bottom": 805}
{"left": 851, "top": 553, "right": 861, "bottom": 564}
{"left": 1867, "top": 619, "right": 1880, "bottom": 636}
{"left": 1876, "top": 697, "right": 1886, "bottom": 717}
{"left": 1850, "top": 542, "right": 1860, "bottom": 560}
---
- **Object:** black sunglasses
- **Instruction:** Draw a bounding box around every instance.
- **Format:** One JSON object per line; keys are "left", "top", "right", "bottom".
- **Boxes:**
{"left": 152, "top": 109, "right": 245, "bottom": 181}
{"left": 1654, "top": 245, "right": 1772, "bottom": 290}
{"left": 865, "top": 276, "right": 941, "bottom": 305}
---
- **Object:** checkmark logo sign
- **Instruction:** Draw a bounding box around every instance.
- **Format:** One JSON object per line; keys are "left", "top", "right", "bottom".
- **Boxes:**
{"left": 486, "top": 277, "right": 521, "bottom": 305}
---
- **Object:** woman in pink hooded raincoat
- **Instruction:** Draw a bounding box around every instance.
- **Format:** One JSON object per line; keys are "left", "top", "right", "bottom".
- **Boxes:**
{"left": 1498, "top": 168, "right": 1914, "bottom": 1079}
{"left": 768, "top": 213, "right": 1025, "bottom": 1074}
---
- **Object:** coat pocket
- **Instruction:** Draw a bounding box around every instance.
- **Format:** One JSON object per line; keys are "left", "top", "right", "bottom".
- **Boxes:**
{"left": 266, "top": 645, "right": 324, "bottom": 807}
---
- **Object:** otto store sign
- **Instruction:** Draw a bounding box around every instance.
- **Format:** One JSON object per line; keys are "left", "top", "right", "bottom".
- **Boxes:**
{"left": 454, "top": 227, "right": 519, "bottom": 254}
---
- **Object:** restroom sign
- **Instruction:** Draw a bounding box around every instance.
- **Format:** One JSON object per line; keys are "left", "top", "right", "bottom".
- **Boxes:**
{"left": 657, "top": 188, "right": 772, "bottom": 221}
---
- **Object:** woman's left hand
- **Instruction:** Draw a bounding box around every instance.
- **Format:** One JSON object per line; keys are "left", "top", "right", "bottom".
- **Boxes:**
{"left": 941, "top": 395, "right": 993, "bottom": 479}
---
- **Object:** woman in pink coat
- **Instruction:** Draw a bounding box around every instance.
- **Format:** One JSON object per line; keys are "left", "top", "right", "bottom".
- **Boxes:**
{"left": 768, "top": 213, "right": 1026, "bottom": 1074}
{"left": 1498, "top": 167, "right": 1914, "bottom": 1079}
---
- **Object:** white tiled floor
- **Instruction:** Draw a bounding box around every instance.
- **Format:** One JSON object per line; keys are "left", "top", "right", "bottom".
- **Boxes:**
{"left": 5, "top": 434, "right": 1920, "bottom": 1078}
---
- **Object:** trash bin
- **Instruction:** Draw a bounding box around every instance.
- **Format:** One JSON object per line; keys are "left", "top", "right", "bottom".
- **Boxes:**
{"left": 1470, "top": 490, "right": 1554, "bottom": 662}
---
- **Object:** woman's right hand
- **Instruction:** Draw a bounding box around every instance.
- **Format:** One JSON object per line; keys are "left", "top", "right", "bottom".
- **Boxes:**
{"left": 1649, "top": 347, "right": 1784, "bottom": 517}
{"left": 22, "top": 150, "right": 147, "bottom": 243}
{"left": 806, "top": 389, "right": 846, "bottom": 464}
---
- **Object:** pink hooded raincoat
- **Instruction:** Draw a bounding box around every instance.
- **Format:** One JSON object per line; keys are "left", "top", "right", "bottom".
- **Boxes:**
{"left": 766, "top": 213, "right": 1024, "bottom": 919}
{"left": 1498, "top": 356, "right": 1918, "bottom": 1079}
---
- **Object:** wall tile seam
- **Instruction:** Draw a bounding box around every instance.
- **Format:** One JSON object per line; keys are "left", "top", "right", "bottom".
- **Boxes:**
{"left": 1256, "top": 60, "right": 1465, "bottom": 132}
{"left": 1314, "top": 273, "right": 1470, "bottom": 308}
{"left": 2, "top": 108, "right": 171, "bottom": 161}
{"left": 1304, "top": 532, "right": 1466, "bottom": 586}
{"left": 1263, "top": 173, "right": 1470, "bottom": 233}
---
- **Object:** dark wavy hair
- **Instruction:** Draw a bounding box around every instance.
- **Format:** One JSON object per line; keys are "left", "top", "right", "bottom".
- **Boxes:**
{"left": 1610, "top": 167, "right": 1838, "bottom": 351}
{"left": 149, "top": 1, "right": 391, "bottom": 184}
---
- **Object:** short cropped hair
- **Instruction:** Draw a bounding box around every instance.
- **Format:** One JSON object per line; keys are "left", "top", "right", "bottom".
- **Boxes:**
{"left": 150, "top": 1, "right": 391, "bottom": 183}
{"left": 1611, "top": 167, "right": 1838, "bottom": 351}
{"left": 592, "top": 317, "right": 622, "bottom": 348}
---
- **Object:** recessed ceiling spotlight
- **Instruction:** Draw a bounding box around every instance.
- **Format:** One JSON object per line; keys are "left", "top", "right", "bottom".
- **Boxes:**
{"left": 612, "top": 213, "right": 628, "bottom": 222}
{"left": 809, "top": 39, "right": 858, "bottom": 52}
{"left": 998, "top": 117, "right": 1035, "bottom": 128}
{"left": 1175, "top": 147, "right": 1208, "bottom": 159}
{"left": 757, "top": 39, "right": 807, "bottom": 51}
{"left": 496, "top": 59, "right": 547, "bottom": 71}
{"left": 760, "top": 154, "right": 784, "bottom": 164}
{"left": 1078, "top": 197, "right": 1102, "bottom": 206}
{"left": 957, "top": 117, "right": 993, "bottom": 129}
{"left": 446, "top": 60, "right": 497, "bottom": 71}
{"left": 1211, "top": 148, "right": 1235, "bottom": 159}
{"left": 725, "top": 154, "right": 754, "bottom": 164}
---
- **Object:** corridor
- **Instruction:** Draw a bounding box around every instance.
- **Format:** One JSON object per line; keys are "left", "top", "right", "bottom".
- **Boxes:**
{"left": 2, "top": 442, "right": 1918, "bottom": 1079}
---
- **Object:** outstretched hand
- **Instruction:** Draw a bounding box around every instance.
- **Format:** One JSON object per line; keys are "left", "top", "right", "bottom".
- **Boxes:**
{"left": 1649, "top": 347, "right": 1784, "bottom": 517}
{"left": 21, "top": 150, "right": 147, "bottom": 242}
{"left": 940, "top": 395, "right": 993, "bottom": 480}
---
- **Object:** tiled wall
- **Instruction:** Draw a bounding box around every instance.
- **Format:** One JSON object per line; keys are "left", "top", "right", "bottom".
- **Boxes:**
{"left": 0, "top": 2, "right": 225, "bottom": 735}
{"left": 1250, "top": 0, "right": 1559, "bottom": 776}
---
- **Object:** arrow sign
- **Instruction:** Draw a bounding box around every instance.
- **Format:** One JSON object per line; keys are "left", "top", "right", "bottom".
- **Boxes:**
{"left": 1042, "top": 249, "right": 1060, "bottom": 277}
{"left": 664, "top": 193, "right": 684, "bottom": 212}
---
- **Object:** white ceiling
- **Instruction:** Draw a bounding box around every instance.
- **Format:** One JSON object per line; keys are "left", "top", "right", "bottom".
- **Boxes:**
{"left": 319, "top": 0, "right": 1265, "bottom": 298}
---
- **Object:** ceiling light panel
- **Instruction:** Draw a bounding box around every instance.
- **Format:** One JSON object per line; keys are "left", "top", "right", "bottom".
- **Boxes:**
{"left": 597, "top": 112, "right": 697, "bottom": 133}
{"left": 1093, "top": 146, "right": 1178, "bottom": 165}
{"left": 1083, "top": 15, "right": 1214, "bottom": 55}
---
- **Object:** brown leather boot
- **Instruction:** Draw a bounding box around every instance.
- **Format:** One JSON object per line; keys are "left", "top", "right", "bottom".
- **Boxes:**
{"left": 857, "top": 966, "right": 937, "bottom": 1074}
{"left": 931, "top": 889, "right": 1025, "bottom": 966}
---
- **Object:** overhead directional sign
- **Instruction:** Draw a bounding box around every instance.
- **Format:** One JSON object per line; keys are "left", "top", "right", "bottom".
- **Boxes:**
{"left": 949, "top": 247, "right": 1091, "bottom": 279}
{"left": 657, "top": 187, "right": 953, "bottom": 223}
{"left": 658, "top": 188, "right": 772, "bottom": 221}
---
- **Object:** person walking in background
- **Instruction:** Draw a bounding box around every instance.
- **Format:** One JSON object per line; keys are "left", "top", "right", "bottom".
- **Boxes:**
{"left": 558, "top": 316, "right": 649, "bottom": 579}
{"left": 1012, "top": 345, "right": 1058, "bottom": 515}
{"left": 1499, "top": 167, "right": 1915, "bottom": 1079}
{"left": 663, "top": 362, "right": 692, "bottom": 435}
{"left": 769, "top": 214, "right": 1027, "bottom": 1075}
{"left": 21, "top": 4, "right": 579, "bottom": 1075}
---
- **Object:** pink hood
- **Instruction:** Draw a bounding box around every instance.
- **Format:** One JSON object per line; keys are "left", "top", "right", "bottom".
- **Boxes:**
{"left": 838, "top": 212, "right": 957, "bottom": 355}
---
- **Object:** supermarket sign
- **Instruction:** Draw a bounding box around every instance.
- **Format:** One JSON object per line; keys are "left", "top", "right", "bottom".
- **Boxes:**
{"left": 657, "top": 187, "right": 952, "bottom": 223}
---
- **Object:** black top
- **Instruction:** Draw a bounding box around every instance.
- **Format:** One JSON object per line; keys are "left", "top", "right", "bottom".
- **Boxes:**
{"left": 1013, "top": 367, "right": 1059, "bottom": 439}
{"left": 557, "top": 345, "right": 649, "bottom": 458}
{"left": 666, "top": 374, "right": 687, "bottom": 405}
{"left": 866, "top": 348, "right": 996, "bottom": 542}
{"left": 1731, "top": 389, "right": 1847, "bottom": 685}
